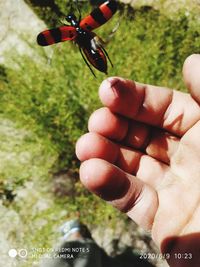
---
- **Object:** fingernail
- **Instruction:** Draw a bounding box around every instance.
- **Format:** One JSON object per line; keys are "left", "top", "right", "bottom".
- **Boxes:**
{"left": 107, "top": 76, "right": 120, "bottom": 85}
{"left": 106, "top": 77, "right": 123, "bottom": 97}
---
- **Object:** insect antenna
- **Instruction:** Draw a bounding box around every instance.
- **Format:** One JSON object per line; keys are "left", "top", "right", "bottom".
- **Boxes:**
{"left": 67, "top": 0, "right": 82, "bottom": 21}
{"left": 74, "top": 0, "right": 82, "bottom": 21}
{"left": 69, "top": 0, "right": 74, "bottom": 14}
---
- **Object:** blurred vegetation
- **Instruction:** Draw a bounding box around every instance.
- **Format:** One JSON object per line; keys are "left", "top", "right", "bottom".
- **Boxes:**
{"left": 0, "top": 1, "right": 200, "bottom": 265}
{"left": 24, "top": 0, "right": 102, "bottom": 27}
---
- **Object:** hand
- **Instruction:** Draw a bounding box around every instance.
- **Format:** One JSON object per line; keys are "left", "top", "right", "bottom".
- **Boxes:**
{"left": 75, "top": 54, "right": 200, "bottom": 267}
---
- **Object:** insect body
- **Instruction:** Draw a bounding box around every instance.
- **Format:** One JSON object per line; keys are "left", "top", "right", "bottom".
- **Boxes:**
{"left": 37, "top": 1, "right": 117, "bottom": 76}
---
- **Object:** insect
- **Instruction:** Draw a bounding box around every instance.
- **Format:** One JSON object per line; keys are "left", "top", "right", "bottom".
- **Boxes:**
{"left": 37, "top": 1, "right": 118, "bottom": 77}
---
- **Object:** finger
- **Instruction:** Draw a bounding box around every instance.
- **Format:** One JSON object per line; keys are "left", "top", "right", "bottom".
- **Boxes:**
{"left": 99, "top": 77, "right": 200, "bottom": 136}
{"left": 80, "top": 158, "right": 158, "bottom": 230}
{"left": 173, "top": 120, "right": 200, "bottom": 180}
{"left": 88, "top": 107, "right": 129, "bottom": 141}
{"left": 117, "top": 147, "right": 169, "bottom": 188}
{"left": 88, "top": 107, "right": 180, "bottom": 164}
{"left": 124, "top": 124, "right": 180, "bottom": 164}
{"left": 146, "top": 130, "right": 179, "bottom": 164}
{"left": 89, "top": 107, "right": 151, "bottom": 149}
{"left": 183, "top": 54, "right": 200, "bottom": 104}
{"left": 76, "top": 132, "right": 169, "bottom": 188}
{"left": 76, "top": 132, "right": 119, "bottom": 163}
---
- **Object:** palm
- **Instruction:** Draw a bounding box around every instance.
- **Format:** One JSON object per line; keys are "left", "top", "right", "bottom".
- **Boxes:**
{"left": 155, "top": 127, "right": 200, "bottom": 239}
{"left": 152, "top": 126, "right": 200, "bottom": 266}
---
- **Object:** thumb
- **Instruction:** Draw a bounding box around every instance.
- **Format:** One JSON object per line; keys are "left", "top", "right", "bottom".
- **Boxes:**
{"left": 183, "top": 54, "right": 200, "bottom": 104}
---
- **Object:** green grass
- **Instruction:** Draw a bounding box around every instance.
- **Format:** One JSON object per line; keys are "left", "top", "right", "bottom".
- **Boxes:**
{"left": 0, "top": 3, "right": 200, "bottom": 266}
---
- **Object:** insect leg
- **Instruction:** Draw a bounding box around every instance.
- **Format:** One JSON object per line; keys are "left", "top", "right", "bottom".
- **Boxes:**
{"left": 107, "top": 21, "right": 120, "bottom": 42}
{"left": 47, "top": 48, "right": 55, "bottom": 66}
{"left": 93, "top": 35, "right": 113, "bottom": 68}
{"left": 79, "top": 47, "right": 96, "bottom": 78}
{"left": 100, "top": 45, "right": 113, "bottom": 68}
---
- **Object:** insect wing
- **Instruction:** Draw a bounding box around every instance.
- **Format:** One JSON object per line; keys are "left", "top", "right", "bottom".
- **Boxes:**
{"left": 37, "top": 26, "right": 77, "bottom": 46}
{"left": 80, "top": 0, "right": 117, "bottom": 31}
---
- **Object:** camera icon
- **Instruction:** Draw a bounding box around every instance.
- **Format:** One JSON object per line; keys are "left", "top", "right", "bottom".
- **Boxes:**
{"left": 8, "top": 249, "right": 28, "bottom": 258}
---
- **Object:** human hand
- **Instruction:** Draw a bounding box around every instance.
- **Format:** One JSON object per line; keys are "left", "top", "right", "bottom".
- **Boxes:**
{"left": 76, "top": 54, "right": 200, "bottom": 267}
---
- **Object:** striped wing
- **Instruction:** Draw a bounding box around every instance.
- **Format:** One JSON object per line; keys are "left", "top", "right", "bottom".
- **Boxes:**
{"left": 37, "top": 26, "right": 77, "bottom": 46}
{"left": 80, "top": 0, "right": 117, "bottom": 31}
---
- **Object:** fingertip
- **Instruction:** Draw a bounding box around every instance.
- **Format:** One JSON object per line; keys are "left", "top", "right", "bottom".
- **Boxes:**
{"left": 75, "top": 134, "right": 88, "bottom": 161}
{"left": 183, "top": 54, "right": 200, "bottom": 104}
{"left": 76, "top": 133, "right": 97, "bottom": 161}
{"left": 99, "top": 77, "right": 123, "bottom": 107}
{"left": 100, "top": 76, "right": 122, "bottom": 89}
{"left": 79, "top": 159, "right": 92, "bottom": 187}
{"left": 88, "top": 107, "right": 107, "bottom": 132}
{"left": 75, "top": 136, "right": 82, "bottom": 160}
{"left": 79, "top": 158, "right": 128, "bottom": 200}
{"left": 75, "top": 132, "right": 119, "bottom": 163}
{"left": 183, "top": 53, "right": 200, "bottom": 72}
{"left": 88, "top": 107, "right": 128, "bottom": 141}
{"left": 79, "top": 158, "right": 110, "bottom": 186}
{"left": 99, "top": 77, "right": 142, "bottom": 118}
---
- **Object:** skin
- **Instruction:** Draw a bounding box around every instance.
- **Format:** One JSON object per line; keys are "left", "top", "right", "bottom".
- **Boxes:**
{"left": 75, "top": 54, "right": 200, "bottom": 267}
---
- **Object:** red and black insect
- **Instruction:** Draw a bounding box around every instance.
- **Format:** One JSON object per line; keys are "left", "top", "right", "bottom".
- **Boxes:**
{"left": 37, "top": 1, "right": 117, "bottom": 76}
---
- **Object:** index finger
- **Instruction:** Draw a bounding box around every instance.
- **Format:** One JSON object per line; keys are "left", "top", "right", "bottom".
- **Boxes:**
{"left": 99, "top": 77, "right": 200, "bottom": 136}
